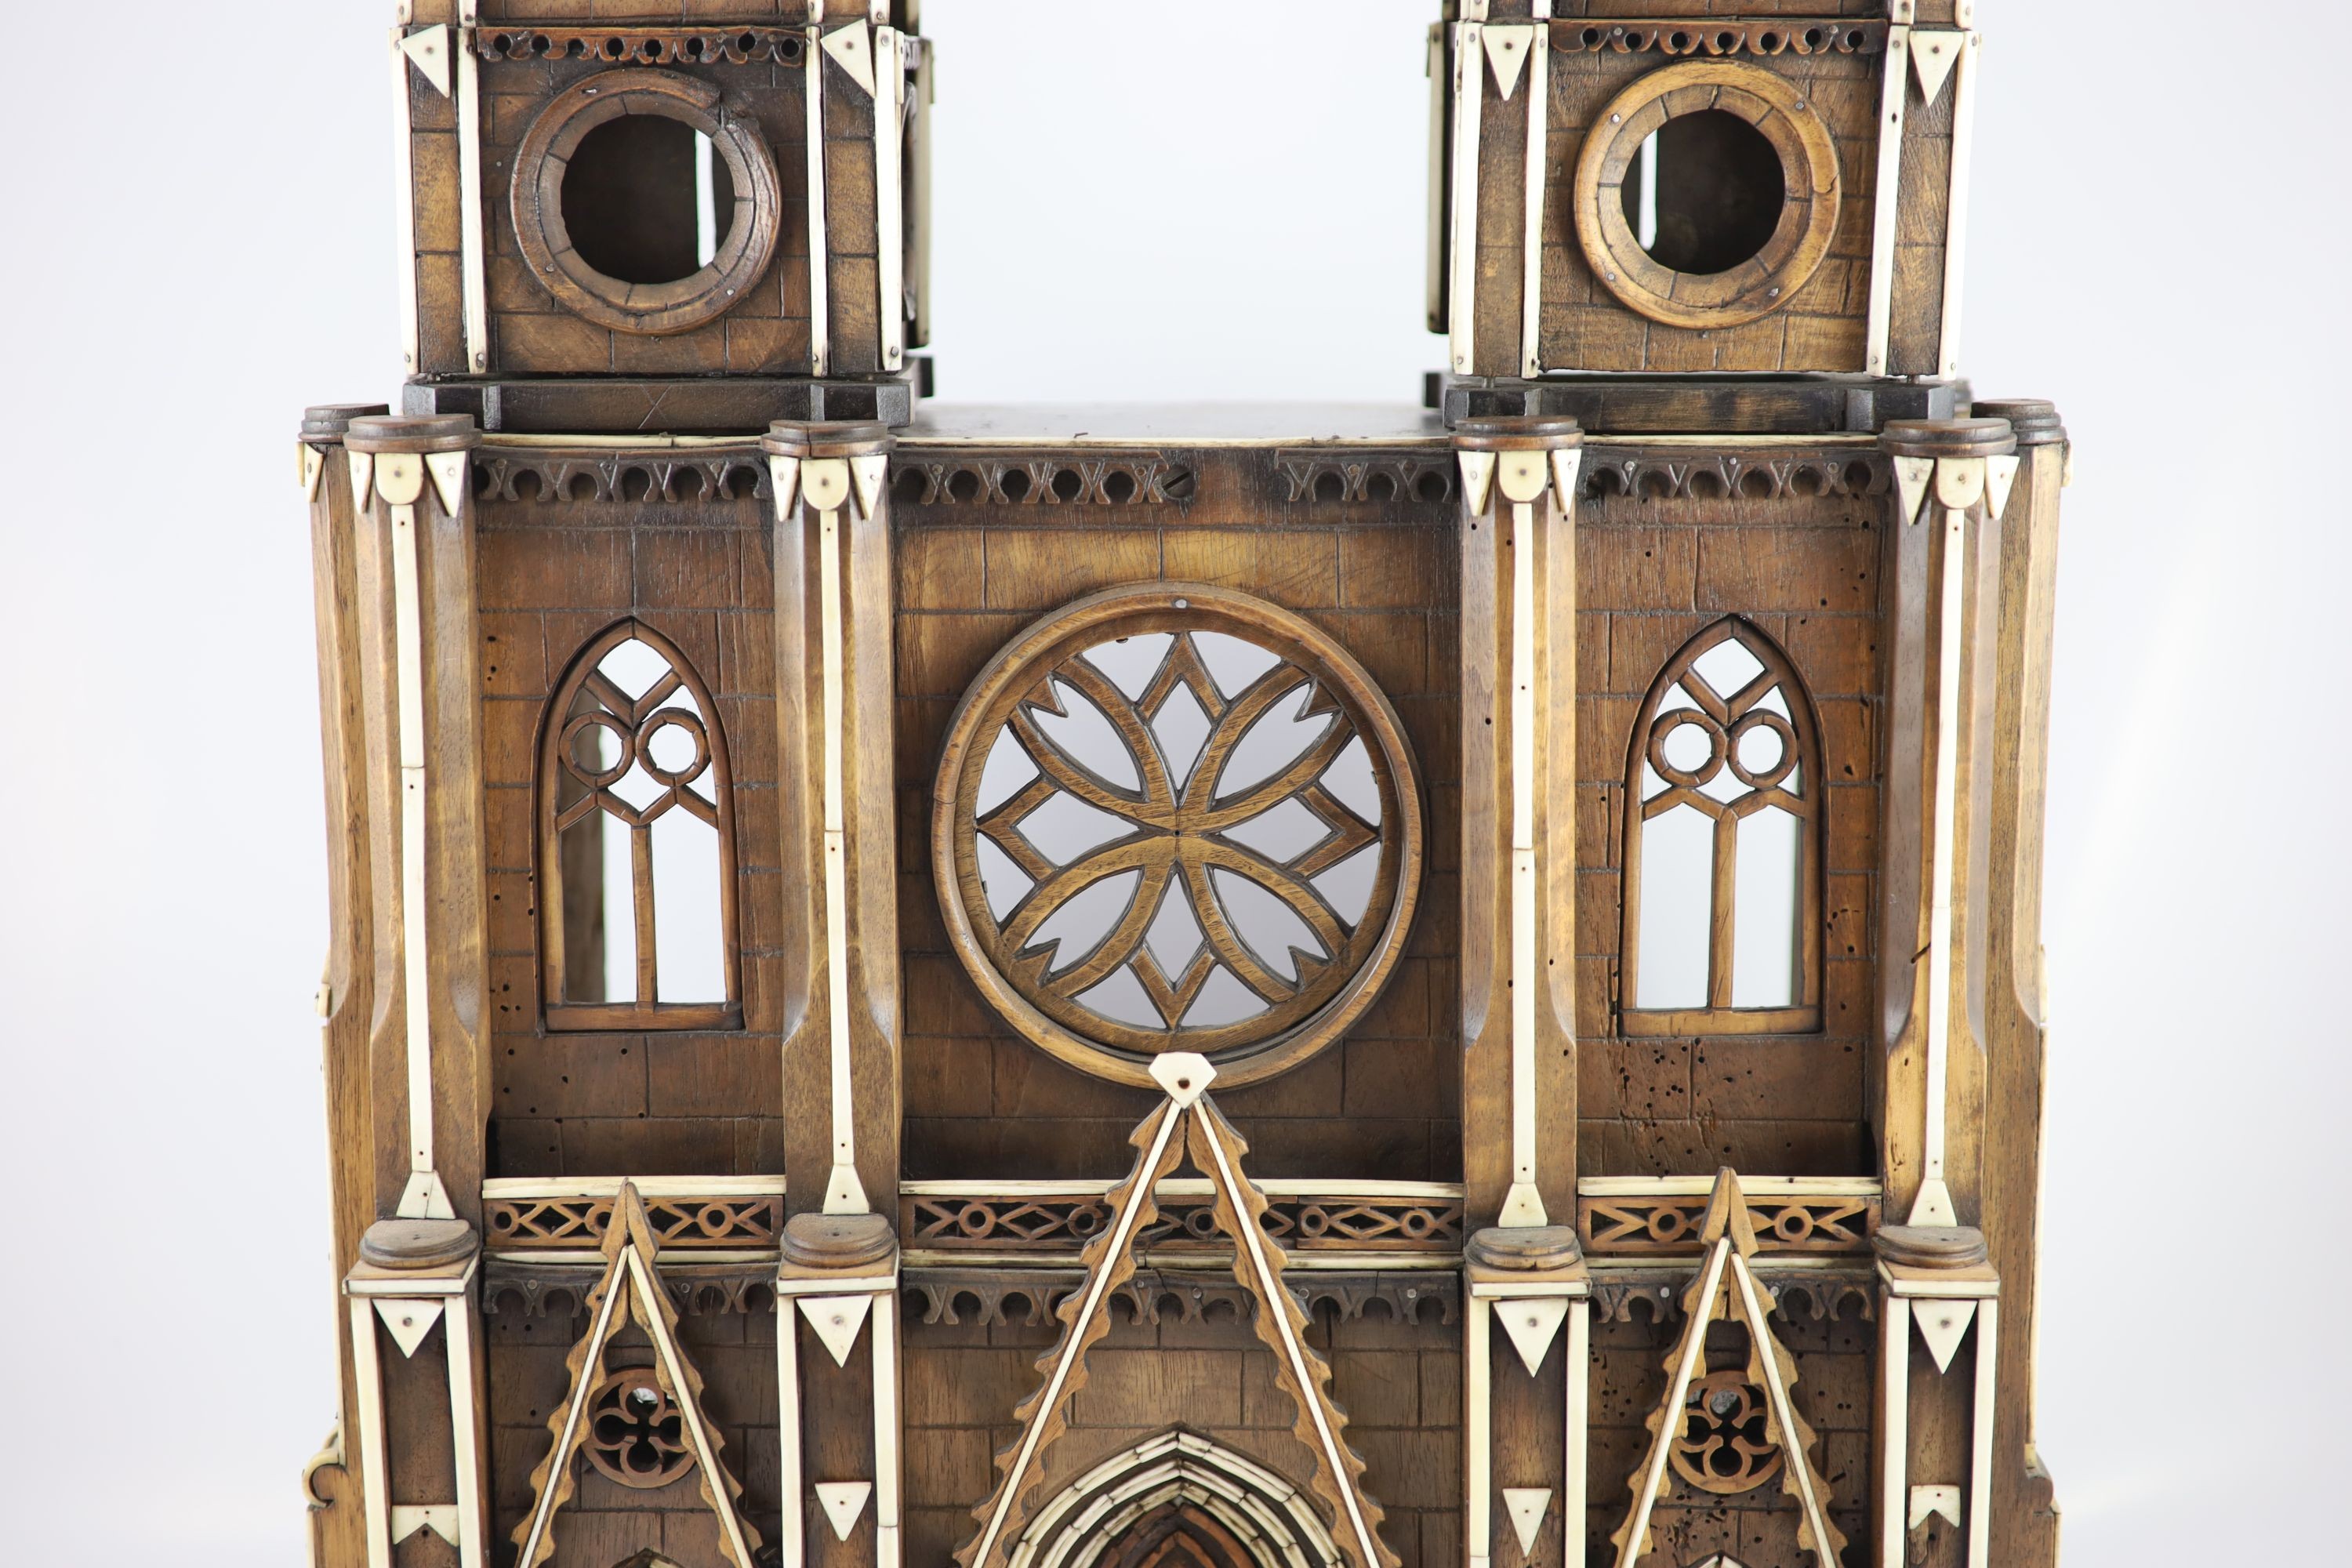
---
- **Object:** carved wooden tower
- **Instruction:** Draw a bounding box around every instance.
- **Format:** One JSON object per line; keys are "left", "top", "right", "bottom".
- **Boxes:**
{"left": 299, "top": 5, "right": 2067, "bottom": 1568}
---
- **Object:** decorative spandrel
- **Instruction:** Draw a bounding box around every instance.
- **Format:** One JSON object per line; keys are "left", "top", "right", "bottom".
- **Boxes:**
{"left": 934, "top": 585, "right": 1422, "bottom": 1088}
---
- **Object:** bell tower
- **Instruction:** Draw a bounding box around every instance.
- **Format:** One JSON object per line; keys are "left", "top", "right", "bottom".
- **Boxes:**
{"left": 390, "top": 2, "right": 930, "bottom": 433}
{"left": 299, "top": 7, "right": 2069, "bottom": 1568}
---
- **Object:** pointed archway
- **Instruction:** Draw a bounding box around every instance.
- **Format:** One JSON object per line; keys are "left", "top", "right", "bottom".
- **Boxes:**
{"left": 1007, "top": 1428, "right": 1341, "bottom": 1568}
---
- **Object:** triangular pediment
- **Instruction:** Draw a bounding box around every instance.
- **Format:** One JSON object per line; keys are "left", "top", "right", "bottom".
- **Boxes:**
{"left": 1607, "top": 1170, "right": 1847, "bottom": 1568}
{"left": 509, "top": 1183, "right": 761, "bottom": 1568}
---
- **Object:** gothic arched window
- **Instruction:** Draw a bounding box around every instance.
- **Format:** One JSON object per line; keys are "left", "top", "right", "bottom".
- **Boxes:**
{"left": 539, "top": 621, "right": 740, "bottom": 1031}
{"left": 1621, "top": 618, "right": 1821, "bottom": 1036}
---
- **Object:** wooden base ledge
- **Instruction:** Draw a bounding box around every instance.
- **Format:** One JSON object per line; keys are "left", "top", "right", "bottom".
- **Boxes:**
{"left": 1432, "top": 370, "right": 1969, "bottom": 435}
{"left": 401, "top": 362, "right": 931, "bottom": 436}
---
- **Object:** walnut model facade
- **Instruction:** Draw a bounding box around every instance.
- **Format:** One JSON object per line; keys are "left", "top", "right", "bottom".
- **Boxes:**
{"left": 300, "top": 5, "right": 2067, "bottom": 1568}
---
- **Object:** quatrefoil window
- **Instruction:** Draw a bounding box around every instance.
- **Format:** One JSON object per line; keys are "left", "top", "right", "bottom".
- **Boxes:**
{"left": 584, "top": 1368, "right": 693, "bottom": 1490}
{"left": 1670, "top": 1371, "right": 1784, "bottom": 1496}
{"left": 935, "top": 586, "right": 1423, "bottom": 1088}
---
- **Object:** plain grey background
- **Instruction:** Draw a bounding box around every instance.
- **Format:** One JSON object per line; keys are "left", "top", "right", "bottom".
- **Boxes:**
{"left": 1, "top": 0, "right": 2339, "bottom": 1559}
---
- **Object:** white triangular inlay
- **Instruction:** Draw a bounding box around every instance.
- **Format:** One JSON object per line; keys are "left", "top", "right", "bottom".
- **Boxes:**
{"left": 1894, "top": 456, "right": 1936, "bottom": 526}
{"left": 800, "top": 1294, "right": 873, "bottom": 1367}
{"left": 1482, "top": 25, "right": 1533, "bottom": 100}
{"left": 376, "top": 1298, "right": 445, "bottom": 1359}
{"left": 1985, "top": 454, "right": 2021, "bottom": 521}
{"left": 400, "top": 25, "right": 452, "bottom": 97}
{"left": 1909, "top": 1483, "right": 1962, "bottom": 1530}
{"left": 851, "top": 453, "right": 889, "bottom": 519}
{"left": 1909, "top": 29, "right": 1964, "bottom": 107}
{"left": 1501, "top": 1487, "right": 1550, "bottom": 1557}
{"left": 1497, "top": 1298, "right": 1568, "bottom": 1376}
{"left": 1457, "top": 451, "right": 1497, "bottom": 517}
{"left": 426, "top": 451, "right": 468, "bottom": 517}
{"left": 1915, "top": 1298, "right": 1977, "bottom": 1374}
{"left": 816, "top": 1480, "right": 873, "bottom": 1540}
{"left": 390, "top": 1504, "right": 458, "bottom": 1546}
{"left": 822, "top": 23, "right": 878, "bottom": 96}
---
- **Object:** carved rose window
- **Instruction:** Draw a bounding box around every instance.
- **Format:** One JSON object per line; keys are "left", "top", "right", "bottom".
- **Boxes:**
{"left": 1621, "top": 617, "right": 1822, "bottom": 1035}
{"left": 934, "top": 586, "right": 1422, "bottom": 1088}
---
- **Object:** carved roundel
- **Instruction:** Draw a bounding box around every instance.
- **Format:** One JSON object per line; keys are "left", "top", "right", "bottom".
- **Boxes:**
{"left": 933, "top": 585, "right": 1424, "bottom": 1090}
{"left": 585, "top": 1369, "right": 692, "bottom": 1490}
{"left": 511, "top": 69, "right": 782, "bottom": 336}
{"left": 1670, "top": 1371, "right": 1784, "bottom": 1495}
{"left": 1572, "top": 60, "right": 1842, "bottom": 330}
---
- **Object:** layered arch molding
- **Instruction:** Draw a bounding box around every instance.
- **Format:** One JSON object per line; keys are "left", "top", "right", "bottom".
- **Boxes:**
{"left": 1620, "top": 615, "right": 1824, "bottom": 1036}
{"left": 1007, "top": 1429, "right": 1341, "bottom": 1568}
{"left": 537, "top": 619, "right": 742, "bottom": 1031}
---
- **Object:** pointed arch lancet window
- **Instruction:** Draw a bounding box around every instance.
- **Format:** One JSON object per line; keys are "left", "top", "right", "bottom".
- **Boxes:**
{"left": 539, "top": 621, "right": 740, "bottom": 1031}
{"left": 1621, "top": 618, "right": 1821, "bottom": 1036}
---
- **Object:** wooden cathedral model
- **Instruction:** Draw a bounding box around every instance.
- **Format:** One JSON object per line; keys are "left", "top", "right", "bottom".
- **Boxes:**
{"left": 299, "top": 5, "right": 2067, "bottom": 1567}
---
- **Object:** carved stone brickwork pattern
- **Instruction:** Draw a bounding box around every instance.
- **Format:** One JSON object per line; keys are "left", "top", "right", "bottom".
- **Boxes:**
{"left": 905, "top": 1192, "right": 1465, "bottom": 1255}
{"left": 1580, "top": 1193, "right": 1878, "bottom": 1255}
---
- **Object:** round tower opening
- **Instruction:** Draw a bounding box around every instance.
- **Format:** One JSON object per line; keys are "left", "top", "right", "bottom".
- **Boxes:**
{"left": 559, "top": 113, "right": 741, "bottom": 287}
{"left": 1619, "top": 109, "right": 1786, "bottom": 278}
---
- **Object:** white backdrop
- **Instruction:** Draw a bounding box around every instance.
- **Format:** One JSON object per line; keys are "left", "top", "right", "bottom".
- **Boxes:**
{"left": 1, "top": 2, "right": 2340, "bottom": 1559}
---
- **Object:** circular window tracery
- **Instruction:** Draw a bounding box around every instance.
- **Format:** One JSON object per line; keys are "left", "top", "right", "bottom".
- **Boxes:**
{"left": 1670, "top": 1371, "right": 1784, "bottom": 1495}
{"left": 511, "top": 69, "right": 781, "bottom": 336}
{"left": 933, "top": 586, "right": 1424, "bottom": 1089}
{"left": 1573, "top": 60, "right": 1842, "bottom": 330}
{"left": 584, "top": 1368, "right": 692, "bottom": 1490}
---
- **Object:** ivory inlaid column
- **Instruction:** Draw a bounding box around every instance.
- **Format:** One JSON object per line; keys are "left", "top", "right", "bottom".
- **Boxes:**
{"left": 1873, "top": 1226, "right": 2000, "bottom": 1568}
{"left": 766, "top": 422, "right": 902, "bottom": 1221}
{"left": 1463, "top": 1229, "right": 1588, "bottom": 1568}
{"left": 1455, "top": 416, "right": 1584, "bottom": 1230}
{"left": 1876, "top": 418, "right": 2019, "bottom": 1232}
{"left": 345, "top": 413, "right": 488, "bottom": 1229}
{"left": 777, "top": 1214, "right": 902, "bottom": 1568}
{"left": 343, "top": 1220, "right": 489, "bottom": 1568}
